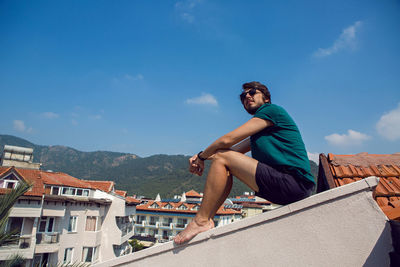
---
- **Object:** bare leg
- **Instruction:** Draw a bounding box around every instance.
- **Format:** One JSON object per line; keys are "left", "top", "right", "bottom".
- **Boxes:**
{"left": 174, "top": 150, "right": 259, "bottom": 244}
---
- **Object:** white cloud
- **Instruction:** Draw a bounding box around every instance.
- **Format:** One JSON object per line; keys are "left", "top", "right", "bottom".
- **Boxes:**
{"left": 325, "top": 129, "right": 370, "bottom": 146}
{"left": 175, "top": 0, "right": 202, "bottom": 23}
{"left": 42, "top": 112, "right": 59, "bottom": 119}
{"left": 89, "top": 115, "right": 102, "bottom": 120}
{"left": 307, "top": 152, "right": 320, "bottom": 164}
{"left": 124, "top": 74, "right": 144, "bottom": 81}
{"left": 71, "top": 119, "right": 78, "bottom": 126}
{"left": 185, "top": 93, "right": 218, "bottom": 106}
{"left": 13, "top": 120, "right": 32, "bottom": 133}
{"left": 376, "top": 103, "right": 400, "bottom": 141}
{"left": 314, "top": 21, "right": 362, "bottom": 58}
{"left": 113, "top": 73, "right": 144, "bottom": 85}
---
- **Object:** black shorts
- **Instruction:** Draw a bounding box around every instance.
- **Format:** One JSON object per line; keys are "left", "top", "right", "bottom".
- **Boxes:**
{"left": 255, "top": 162, "right": 315, "bottom": 205}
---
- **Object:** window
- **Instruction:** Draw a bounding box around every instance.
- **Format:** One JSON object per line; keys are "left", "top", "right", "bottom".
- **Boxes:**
{"left": 68, "top": 216, "right": 78, "bottom": 232}
{"left": 178, "top": 204, "right": 188, "bottom": 210}
{"left": 162, "top": 217, "right": 172, "bottom": 226}
{"left": 85, "top": 216, "right": 100, "bottom": 231}
{"left": 82, "top": 246, "right": 99, "bottom": 263}
{"left": 52, "top": 186, "right": 60, "bottom": 195}
{"left": 177, "top": 218, "right": 187, "bottom": 228}
{"left": 136, "top": 215, "right": 145, "bottom": 224}
{"left": 149, "top": 203, "right": 159, "bottom": 209}
{"left": 149, "top": 216, "right": 159, "bottom": 226}
{"left": 76, "top": 189, "right": 83, "bottom": 196}
{"left": 6, "top": 181, "right": 16, "bottom": 188}
{"left": 1, "top": 174, "right": 20, "bottom": 189}
{"left": 63, "top": 248, "right": 73, "bottom": 264}
{"left": 136, "top": 227, "right": 145, "bottom": 234}
{"left": 83, "top": 189, "right": 89, "bottom": 196}
{"left": 38, "top": 217, "right": 55, "bottom": 233}
{"left": 62, "top": 187, "right": 73, "bottom": 195}
{"left": 149, "top": 229, "right": 157, "bottom": 237}
{"left": 6, "top": 217, "right": 23, "bottom": 236}
{"left": 163, "top": 204, "right": 173, "bottom": 209}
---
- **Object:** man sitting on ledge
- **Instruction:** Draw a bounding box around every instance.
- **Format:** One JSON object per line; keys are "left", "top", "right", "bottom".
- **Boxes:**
{"left": 174, "top": 81, "right": 315, "bottom": 245}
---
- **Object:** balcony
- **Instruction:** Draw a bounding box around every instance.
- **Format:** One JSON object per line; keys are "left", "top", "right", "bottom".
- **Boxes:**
{"left": 36, "top": 232, "right": 59, "bottom": 244}
{"left": 160, "top": 222, "right": 173, "bottom": 229}
{"left": 174, "top": 223, "right": 188, "bottom": 229}
{"left": 135, "top": 221, "right": 146, "bottom": 227}
{"left": 148, "top": 221, "right": 160, "bottom": 228}
{"left": 0, "top": 235, "right": 35, "bottom": 260}
{"left": 35, "top": 233, "right": 60, "bottom": 254}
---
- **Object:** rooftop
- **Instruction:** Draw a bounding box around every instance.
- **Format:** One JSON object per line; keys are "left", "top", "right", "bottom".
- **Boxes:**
{"left": 318, "top": 152, "right": 400, "bottom": 220}
{"left": 95, "top": 177, "right": 391, "bottom": 267}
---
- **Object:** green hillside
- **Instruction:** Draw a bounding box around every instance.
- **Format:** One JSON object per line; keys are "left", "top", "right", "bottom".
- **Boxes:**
{"left": 0, "top": 134, "right": 318, "bottom": 198}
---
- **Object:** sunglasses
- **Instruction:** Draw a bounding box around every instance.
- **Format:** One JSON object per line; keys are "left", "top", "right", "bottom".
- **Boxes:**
{"left": 240, "top": 88, "right": 258, "bottom": 103}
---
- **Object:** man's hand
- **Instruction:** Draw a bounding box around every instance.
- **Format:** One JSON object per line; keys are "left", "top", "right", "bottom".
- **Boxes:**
{"left": 189, "top": 154, "right": 205, "bottom": 176}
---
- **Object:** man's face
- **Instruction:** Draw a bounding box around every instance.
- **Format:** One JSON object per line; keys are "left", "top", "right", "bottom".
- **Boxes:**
{"left": 241, "top": 89, "right": 268, "bottom": 115}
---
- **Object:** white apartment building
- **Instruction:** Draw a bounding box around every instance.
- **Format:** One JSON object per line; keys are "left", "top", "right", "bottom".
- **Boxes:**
{"left": 0, "top": 145, "right": 140, "bottom": 266}
{"left": 133, "top": 190, "right": 241, "bottom": 243}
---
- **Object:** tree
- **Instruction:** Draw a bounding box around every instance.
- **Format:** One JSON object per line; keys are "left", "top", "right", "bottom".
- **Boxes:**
{"left": 129, "top": 239, "right": 145, "bottom": 252}
{"left": 0, "top": 180, "right": 31, "bottom": 267}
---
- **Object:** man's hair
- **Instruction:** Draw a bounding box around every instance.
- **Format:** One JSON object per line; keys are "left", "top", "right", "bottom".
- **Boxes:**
{"left": 242, "top": 81, "right": 271, "bottom": 103}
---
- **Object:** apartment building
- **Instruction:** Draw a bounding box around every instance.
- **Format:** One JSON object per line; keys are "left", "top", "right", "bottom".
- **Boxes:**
{"left": 133, "top": 190, "right": 241, "bottom": 243}
{"left": 0, "top": 145, "right": 140, "bottom": 266}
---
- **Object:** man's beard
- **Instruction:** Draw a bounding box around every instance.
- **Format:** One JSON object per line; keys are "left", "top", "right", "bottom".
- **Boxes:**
{"left": 244, "top": 104, "right": 260, "bottom": 115}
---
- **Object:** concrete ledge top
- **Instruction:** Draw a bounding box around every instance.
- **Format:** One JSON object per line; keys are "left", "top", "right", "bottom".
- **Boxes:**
{"left": 94, "top": 176, "right": 380, "bottom": 267}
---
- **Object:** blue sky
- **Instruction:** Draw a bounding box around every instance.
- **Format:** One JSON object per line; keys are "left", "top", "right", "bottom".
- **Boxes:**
{"left": 1, "top": 0, "right": 399, "bottom": 163}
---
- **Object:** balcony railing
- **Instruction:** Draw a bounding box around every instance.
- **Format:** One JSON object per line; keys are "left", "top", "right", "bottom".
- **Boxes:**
{"left": 175, "top": 223, "right": 187, "bottom": 229}
{"left": 149, "top": 220, "right": 159, "bottom": 226}
{"left": 36, "top": 232, "right": 59, "bottom": 244}
{"left": 0, "top": 235, "right": 32, "bottom": 249}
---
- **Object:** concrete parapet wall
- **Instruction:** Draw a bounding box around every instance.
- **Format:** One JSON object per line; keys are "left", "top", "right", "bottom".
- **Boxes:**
{"left": 95, "top": 177, "right": 391, "bottom": 267}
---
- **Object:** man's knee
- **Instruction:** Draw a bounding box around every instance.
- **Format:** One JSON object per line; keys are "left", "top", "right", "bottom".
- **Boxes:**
{"left": 212, "top": 149, "right": 236, "bottom": 163}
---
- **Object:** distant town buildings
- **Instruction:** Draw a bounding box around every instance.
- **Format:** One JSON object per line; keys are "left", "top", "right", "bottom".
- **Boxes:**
{"left": 0, "top": 145, "right": 280, "bottom": 266}
{"left": 132, "top": 190, "right": 242, "bottom": 244}
{"left": 0, "top": 145, "right": 140, "bottom": 266}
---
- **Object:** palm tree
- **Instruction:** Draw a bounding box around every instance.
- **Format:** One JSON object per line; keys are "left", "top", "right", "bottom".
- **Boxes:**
{"left": 0, "top": 180, "right": 32, "bottom": 267}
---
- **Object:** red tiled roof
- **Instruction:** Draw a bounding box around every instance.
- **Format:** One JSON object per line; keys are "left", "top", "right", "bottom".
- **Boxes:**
{"left": 185, "top": 190, "right": 202, "bottom": 198}
{"left": 137, "top": 200, "right": 240, "bottom": 215}
{"left": 126, "top": 196, "right": 141, "bottom": 204}
{"left": 0, "top": 167, "right": 128, "bottom": 201}
{"left": 241, "top": 203, "right": 264, "bottom": 208}
{"left": 0, "top": 166, "right": 94, "bottom": 196}
{"left": 83, "top": 180, "right": 114, "bottom": 192}
{"left": 318, "top": 152, "right": 400, "bottom": 221}
{"left": 115, "top": 190, "right": 127, "bottom": 197}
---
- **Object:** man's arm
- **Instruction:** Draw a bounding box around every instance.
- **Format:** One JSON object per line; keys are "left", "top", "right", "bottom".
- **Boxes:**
{"left": 200, "top": 117, "right": 272, "bottom": 159}
{"left": 189, "top": 117, "right": 272, "bottom": 175}
{"left": 231, "top": 138, "right": 251, "bottom": 154}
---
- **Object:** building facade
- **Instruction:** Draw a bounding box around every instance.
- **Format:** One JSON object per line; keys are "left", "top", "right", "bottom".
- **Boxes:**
{"left": 0, "top": 165, "right": 139, "bottom": 266}
{"left": 133, "top": 190, "right": 241, "bottom": 244}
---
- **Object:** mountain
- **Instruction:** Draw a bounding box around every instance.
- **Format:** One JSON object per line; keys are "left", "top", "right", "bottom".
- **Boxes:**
{"left": 0, "top": 134, "right": 318, "bottom": 198}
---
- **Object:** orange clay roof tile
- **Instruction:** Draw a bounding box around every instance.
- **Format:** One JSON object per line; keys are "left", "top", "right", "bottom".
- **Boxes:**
{"left": 0, "top": 167, "right": 132, "bottom": 205}
{"left": 83, "top": 180, "right": 114, "bottom": 192}
{"left": 137, "top": 200, "right": 240, "bottom": 215}
{"left": 185, "top": 190, "right": 202, "bottom": 197}
{"left": 115, "top": 190, "right": 127, "bottom": 197}
{"left": 125, "top": 196, "right": 141, "bottom": 204}
{"left": 323, "top": 153, "right": 400, "bottom": 221}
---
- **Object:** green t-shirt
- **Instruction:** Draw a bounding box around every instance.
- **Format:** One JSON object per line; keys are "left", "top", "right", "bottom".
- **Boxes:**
{"left": 251, "top": 103, "right": 315, "bottom": 184}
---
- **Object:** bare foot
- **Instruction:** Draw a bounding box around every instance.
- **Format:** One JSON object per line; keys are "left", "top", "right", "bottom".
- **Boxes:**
{"left": 174, "top": 218, "right": 214, "bottom": 245}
